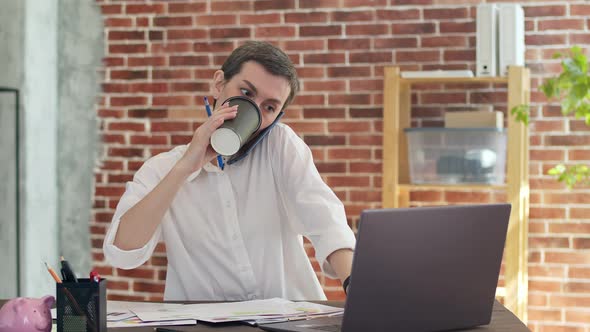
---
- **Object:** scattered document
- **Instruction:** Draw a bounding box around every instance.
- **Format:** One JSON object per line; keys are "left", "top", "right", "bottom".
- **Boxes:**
{"left": 132, "top": 298, "right": 343, "bottom": 324}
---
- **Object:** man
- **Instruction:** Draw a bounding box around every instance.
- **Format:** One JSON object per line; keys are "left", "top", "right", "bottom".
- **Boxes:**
{"left": 103, "top": 41, "right": 355, "bottom": 301}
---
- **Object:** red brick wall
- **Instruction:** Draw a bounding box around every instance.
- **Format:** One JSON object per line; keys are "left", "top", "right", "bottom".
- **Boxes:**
{"left": 92, "top": 1, "right": 590, "bottom": 330}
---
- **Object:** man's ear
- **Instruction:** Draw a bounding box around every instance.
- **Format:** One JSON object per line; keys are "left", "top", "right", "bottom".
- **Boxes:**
{"left": 212, "top": 70, "right": 225, "bottom": 100}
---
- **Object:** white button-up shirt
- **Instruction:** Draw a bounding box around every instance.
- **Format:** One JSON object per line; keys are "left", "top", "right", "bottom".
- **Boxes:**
{"left": 103, "top": 123, "right": 356, "bottom": 301}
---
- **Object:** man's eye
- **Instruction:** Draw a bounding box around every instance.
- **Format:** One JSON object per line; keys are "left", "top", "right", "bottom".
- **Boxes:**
{"left": 265, "top": 105, "right": 276, "bottom": 113}
{"left": 240, "top": 88, "right": 252, "bottom": 97}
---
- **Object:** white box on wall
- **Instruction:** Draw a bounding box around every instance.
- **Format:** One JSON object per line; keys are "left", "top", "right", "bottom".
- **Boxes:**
{"left": 498, "top": 4, "right": 525, "bottom": 77}
{"left": 476, "top": 4, "right": 498, "bottom": 77}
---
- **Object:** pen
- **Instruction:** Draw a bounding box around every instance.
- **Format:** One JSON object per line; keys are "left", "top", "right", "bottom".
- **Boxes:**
{"left": 204, "top": 97, "right": 225, "bottom": 170}
{"left": 60, "top": 256, "right": 78, "bottom": 283}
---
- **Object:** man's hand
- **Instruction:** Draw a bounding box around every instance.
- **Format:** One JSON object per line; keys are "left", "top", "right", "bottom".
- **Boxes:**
{"left": 177, "top": 103, "right": 238, "bottom": 173}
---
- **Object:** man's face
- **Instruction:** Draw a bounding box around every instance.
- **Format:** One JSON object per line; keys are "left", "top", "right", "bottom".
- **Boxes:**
{"left": 213, "top": 61, "right": 291, "bottom": 134}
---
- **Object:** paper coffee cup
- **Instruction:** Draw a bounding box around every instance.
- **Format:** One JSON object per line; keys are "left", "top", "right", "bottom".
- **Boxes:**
{"left": 210, "top": 96, "right": 262, "bottom": 156}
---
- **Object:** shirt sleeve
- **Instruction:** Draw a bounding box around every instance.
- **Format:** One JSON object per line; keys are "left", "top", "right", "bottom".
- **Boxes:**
{"left": 103, "top": 159, "right": 195, "bottom": 270}
{"left": 271, "top": 124, "right": 356, "bottom": 279}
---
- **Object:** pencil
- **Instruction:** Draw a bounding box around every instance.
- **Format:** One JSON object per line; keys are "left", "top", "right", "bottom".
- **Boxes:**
{"left": 204, "top": 97, "right": 225, "bottom": 170}
{"left": 45, "top": 262, "right": 62, "bottom": 283}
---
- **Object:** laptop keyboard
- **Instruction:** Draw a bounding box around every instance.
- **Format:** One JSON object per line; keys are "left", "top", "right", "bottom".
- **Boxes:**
{"left": 309, "top": 325, "right": 341, "bottom": 332}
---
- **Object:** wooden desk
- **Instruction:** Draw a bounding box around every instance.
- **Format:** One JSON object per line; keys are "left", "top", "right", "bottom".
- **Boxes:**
{"left": 1, "top": 299, "right": 529, "bottom": 331}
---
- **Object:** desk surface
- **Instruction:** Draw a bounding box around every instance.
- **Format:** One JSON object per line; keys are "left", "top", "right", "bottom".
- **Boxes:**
{"left": 1, "top": 299, "right": 529, "bottom": 331}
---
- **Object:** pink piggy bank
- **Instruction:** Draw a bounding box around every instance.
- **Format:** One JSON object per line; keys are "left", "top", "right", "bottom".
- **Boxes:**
{"left": 0, "top": 296, "right": 55, "bottom": 332}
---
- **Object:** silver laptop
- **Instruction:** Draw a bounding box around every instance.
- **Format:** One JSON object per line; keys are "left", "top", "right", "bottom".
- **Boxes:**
{"left": 260, "top": 204, "right": 511, "bottom": 332}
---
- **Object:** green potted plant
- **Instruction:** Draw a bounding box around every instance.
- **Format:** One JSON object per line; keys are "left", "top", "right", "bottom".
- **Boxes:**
{"left": 511, "top": 46, "right": 590, "bottom": 188}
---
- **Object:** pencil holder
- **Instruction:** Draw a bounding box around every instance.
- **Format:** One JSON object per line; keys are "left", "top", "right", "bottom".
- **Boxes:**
{"left": 56, "top": 278, "right": 107, "bottom": 332}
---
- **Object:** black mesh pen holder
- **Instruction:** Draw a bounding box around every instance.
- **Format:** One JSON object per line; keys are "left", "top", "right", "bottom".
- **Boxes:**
{"left": 57, "top": 278, "right": 107, "bottom": 332}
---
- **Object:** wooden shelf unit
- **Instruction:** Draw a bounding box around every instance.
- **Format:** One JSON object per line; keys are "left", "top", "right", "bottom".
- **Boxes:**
{"left": 381, "top": 66, "right": 530, "bottom": 322}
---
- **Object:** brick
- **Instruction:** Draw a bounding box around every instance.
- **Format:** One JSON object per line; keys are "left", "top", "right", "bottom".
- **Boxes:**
{"left": 528, "top": 309, "right": 561, "bottom": 322}
{"left": 526, "top": 34, "right": 567, "bottom": 46}
{"left": 167, "top": 3, "right": 207, "bottom": 13}
{"left": 544, "top": 193, "right": 590, "bottom": 204}
{"left": 127, "top": 56, "right": 166, "bottom": 67}
{"left": 285, "top": 12, "right": 328, "bottom": 23}
{"left": 104, "top": 18, "right": 133, "bottom": 28}
{"left": 125, "top": 4, "right": 165, "bottom": 14}
{"left": 103, "top": 57, "right": 125, "bottom": 67}
{"left": 129, "top": 83, "right": 168, "bottom": 93}
{"left": 240, "top": 13, "right": 281, "bottom": 24}
{"left": 397, "top": 50, "right": 439, "bottom": 62}
{"left": 571, "top": 4, "right": 590, "bottom": 16}
{"left": 343, "top": 0, "right": 386, "bottom": 6}
{"left": 350, "top": 162, "right": 381, "bottom": 173}
{"left": 424, "top": 8, "right": 468, "bottom": 19}
{"left": 210, "top": 27, "right": 251, "bottom": 39}
{"left": 295, "top": 67, "right": 325, "bottom": 79}
{"left": 328, "top": 121, "right": 371, "bottom": 133}
{"left": 529, "top": 280, "right": 562, "bottom": 293}
{"left": 571, "top": 208, "right": 590, "bottom": 219}
{"left": 327, "top": 66, "right": 371, "bottom": 78}
{"left": 130, "top": 135, "right": 168, "bottom": 145}
{"left": 546, "top": 135, "right": 590, "bottom": 146}
{"left": 328, "top": 148, "right": 372, "bottom": 160}
{"left": 284, "top": 40, "right": 325, "bottom": 51}
{"left": 374, "top": 37, "right": 417, "bottom": 49}
{"left": 444, "top": 50, "right": 475, "bottom": 62}
{"left": 346, "top": 24, "right": 388, "bottom": 36}
{"left": 422, "top": 36, "right": 467, "bottom": 48}
{"left": 108, "top": 122, "right": 145, "bottom": 132}
{"left": 286, "top": 121, "right": 325, "bottom": 134}
{"left": 304, "top": 80, "right": 346, "bottom": 92}
{"left": 133, "top": 281, "right": 165, "bottom": 293}
{"left": 154, "top": 16, "right": 193, "bottom": 27}
{"left": 293, "top": 94, "right": 325, "bottom": 105}
{"left": 107, "top": 174, "right": 134, "bottom": 183}
{"left": 196, "top": 14, "right": 236, "bottom": 26}
{"left": 328, "top": 93, "right": 371, "bottom": 105}
{"left": 547, "top": 252, "right": 590, "bottom": 265}
{"left": 304, "top": 53, "right": 345, "bottom": 65}
{"left": 350, "top": 79, "right": 382, "bottom": 91}
{"left": 391, "top": 0, "right": 432, "bottom": 4}
{"left": 300, "top": 25, "right": 342, "bottom": 37}
{"left": 151, "top": 42, "right": 192, "bottom": 53}
{"left": 153, "top": 95, "right": 193, "bottom": 106}
{"left": 530, "top": 207, "right": 566, "bottom": 219}
{"left": 376, "top": 9, "right": 419, "bottom": 20}
{"left": 523, "top": 5, "right": 566, "bottom": 17}
{"left": 108, "top": 30, "right": 145, "bottom": 41}
{"left": 110, "top": 96, "right": 148, "bottom": 107}
{"left": 350, "top": 107, "right": 381, "bottom": 118}
{"left": 170, "top": 55, "right": 209, "bottom": 66}
{"left": 109, "top": 44, "right": 147, "bottom": 54}
{"left": 300, "top": 0, "right": 340, "bottom": 8}
{"left": 529, "top": 236, "right": 570, "bottom": 249}
{"left": 326, "top": 176, "right": 371, "bottom": 187}
{"left": 193, "top": 41, "right": 234, "bottom": 53}
{"left": 422, "top": 92, "right": 466, "bottom": 104}
{"left": 315, "top": 162, "right": 346, "bottom": 174}
{"left": 151, "top": 121, "right": 191, "bottom": 132}
{"left": 332, "top": 10, "right": 373, "bottom": 22}
{"left": 152, "top": 69, "right": 191, "bottom": 80}
{"left": 171, "top": 82, "right": 209, "bottom": 92}
{"left": 573, "top": 238, "right": 590, "bottom": 249}
{"left": 440, "top": 22, "right": 475, "bottom": 34}
{"left": 110, "top": 69, "right": 148, "bottom": 80}
{"left": 328, "top": 38, "right": 371, "bottom": 50}
{"left": 304, "top": 135, "right": 346, "bottom": 146}
{"left": 254, "top": 0, "right": 295, "bottom": 10}
{"left": 539, "top": 19, "right": 585, "bottom": 31}
{"left": 303, "top": 107, "right": 345, "bottom": 118}
{"left": 350, "top": 135, "right": 381, "bottom": 146}
{"left": 256, "top": 26, "right": 296, "bottom": 38}
{"left": 444, "top": 191, "right": 491, "bottom": 203}
{"left": 392, "top": 23, "right": 435, "bottom": 34}
{"left": 167, "top": 28, "right": 207, "bottom": 40}
{"left": 95, "top": 185, "right": 126, "bottom": 197}
{"left": 211, "top": 1, "right": 252, "bottom": 11}
{"left": 100, "top": 4, "right": 122, "bottom": 15}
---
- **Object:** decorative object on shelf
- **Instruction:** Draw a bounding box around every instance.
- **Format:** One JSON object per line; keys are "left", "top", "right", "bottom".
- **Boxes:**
{"left": 0, "top": 296, "right": 55, "bottom": 332}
